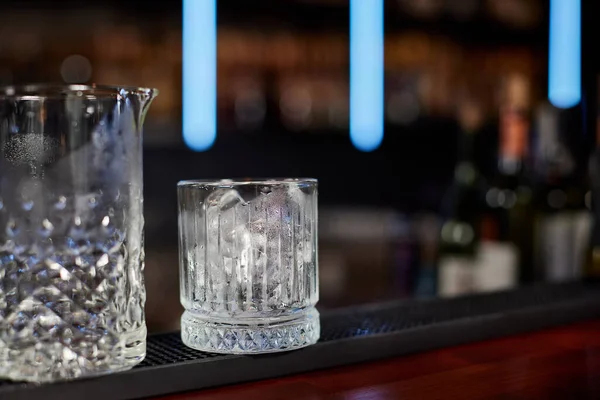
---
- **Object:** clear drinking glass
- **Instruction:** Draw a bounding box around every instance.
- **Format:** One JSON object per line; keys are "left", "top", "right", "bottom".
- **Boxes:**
{"left": 0, "top": 84, "right": 157, "bottom": 382}
{"left": 178, "top": 178, "right": 320, "bottom": 354}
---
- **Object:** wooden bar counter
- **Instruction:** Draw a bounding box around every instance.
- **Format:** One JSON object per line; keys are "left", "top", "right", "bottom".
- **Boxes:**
{"left": 158, "top": 319, "right": 600, "bottom": 399}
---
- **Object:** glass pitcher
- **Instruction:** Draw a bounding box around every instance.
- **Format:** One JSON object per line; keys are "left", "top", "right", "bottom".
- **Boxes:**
{"left": 0, "top": 84, "right": 157, "bottom": 382}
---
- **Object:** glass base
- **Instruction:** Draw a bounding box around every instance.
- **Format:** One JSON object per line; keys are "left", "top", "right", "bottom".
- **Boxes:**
{"left": 181, "top": 307, "right": 320, "bottom": 354}
{"left": 0, "top": 326, "right": 146, "bottom": 383}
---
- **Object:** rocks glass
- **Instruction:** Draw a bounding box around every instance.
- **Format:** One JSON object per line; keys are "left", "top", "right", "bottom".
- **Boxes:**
{"left": 0, "top": 85, "right": 157, "bottom": 382}
{"left": 178, "top": 178, "right": 320, "bottom": 354}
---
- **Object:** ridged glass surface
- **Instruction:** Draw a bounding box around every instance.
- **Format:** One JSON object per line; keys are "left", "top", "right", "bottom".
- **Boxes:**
{"left": 0, "top": 85, "right": 156, "bottom": 383}
{"left": 178, "top": 179, "right": 320, "bottom": 354}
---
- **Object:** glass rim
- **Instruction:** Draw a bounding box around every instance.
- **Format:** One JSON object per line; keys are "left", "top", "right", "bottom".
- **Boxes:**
{"left": 178, "top": 178, "right": 318, "bottom": 188}
{"left": 0, "top": 83, "right": 158, "bottom": 99}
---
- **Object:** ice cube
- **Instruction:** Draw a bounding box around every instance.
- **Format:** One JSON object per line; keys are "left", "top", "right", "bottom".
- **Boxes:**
{"left": 205, "top": 189, "right": 250, "bottom": 257}
{"left": 206, "top": 188, "right": 247, "bottom": 212}
{"left": 204, "top": 189, "right": 252, "bottom": 298}
{"left": 287, "top": 183, "right": 306, "bottom": 208}
{"left": 244, "top": 184, "right": 310, "bottom": 298}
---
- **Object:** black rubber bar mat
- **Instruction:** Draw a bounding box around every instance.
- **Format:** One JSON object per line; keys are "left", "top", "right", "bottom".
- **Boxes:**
{"left": 2, "top": 282, "right": 600, "bottom": 400}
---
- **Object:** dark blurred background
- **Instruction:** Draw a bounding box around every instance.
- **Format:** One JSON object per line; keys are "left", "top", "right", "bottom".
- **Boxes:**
{"left": 1, "top": 0, "right": 597, "bottom": 333}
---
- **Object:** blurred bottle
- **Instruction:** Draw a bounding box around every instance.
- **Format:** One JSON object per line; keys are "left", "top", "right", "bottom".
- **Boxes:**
{"left": 318, "top": 245, "right": 347, "bottom": 304}
{"left": 583, "top": 116, "right": 600, "bottom": 280}
{"left": 570, "top": 168, "right": 593, "bottom": 281}
{"left": 532, "top": 104, "right": 585, "bottom": 282}
{"left": 568, "top": 108, "right": 594, "bottom": 278}
{"left": 278, "top": 75, "right": 313, "bottom": 132}
{"left": 310, "top": 76, "right": 336, "bottom": 131}
{"left": 413, "top": 213, "right": 441, "bottom": 298}
{"left": 233, "top": 75, "right": 267, "bottom": 132}
{"left": 437, "top": 97, "right": 484, "bottom": 297}
{"left": 480, "top": 74, "right": 532, "bottom": 289}
{"left": 327, "top": 79, "right": 349, "bottom": 131}
{"left": 389, "top": 214, "right": 416, "bottom": 297}
{"left": 386, "top": 72, "right": 422, "bottom": 127}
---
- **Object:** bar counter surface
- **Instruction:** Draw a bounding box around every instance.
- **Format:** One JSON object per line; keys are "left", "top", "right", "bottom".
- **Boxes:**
{"left": 1, "top": 283, "right": 599, "bottom": 399}
{"left": 158, "top": 319, "right": 600, "bottom": 399}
